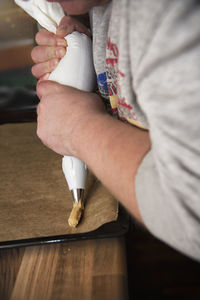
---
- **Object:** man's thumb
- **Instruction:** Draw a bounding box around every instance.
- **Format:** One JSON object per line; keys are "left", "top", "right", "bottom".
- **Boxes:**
{"left": 36, "top": 80, "right": 63, "bottom": 99}
{"left": 56, "top": 16, "right": 91, "bottom": 38}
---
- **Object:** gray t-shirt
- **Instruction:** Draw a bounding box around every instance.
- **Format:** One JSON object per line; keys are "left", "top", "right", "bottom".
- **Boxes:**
{"left": 90, "top": 0, "right": 200, "bottom": 260}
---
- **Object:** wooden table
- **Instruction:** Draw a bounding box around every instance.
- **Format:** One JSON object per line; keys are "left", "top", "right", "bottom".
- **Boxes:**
{"left": 0, "top": 237, "right": 129, "bottom": 300}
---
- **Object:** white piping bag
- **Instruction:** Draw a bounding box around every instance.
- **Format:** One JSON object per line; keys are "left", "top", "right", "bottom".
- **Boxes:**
{"left": 15, "top": 0, "right": 96, "bottom": 203}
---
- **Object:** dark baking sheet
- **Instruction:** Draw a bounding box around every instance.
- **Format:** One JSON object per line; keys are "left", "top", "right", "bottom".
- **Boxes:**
{"left": 0, "top": 205, "right": 129, "bottom": 249}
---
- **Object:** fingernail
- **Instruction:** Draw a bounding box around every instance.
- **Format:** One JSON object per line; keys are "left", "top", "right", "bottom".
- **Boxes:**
{"left": 52, "top": 58, "right": 59, "bottom": 67}
{"left": 56, "top": 48, "right": 65, "bottom": 58}
{"left": 42, "top": 73, "right": 50, "bottom": 80}
{"left": 57, "top": 38, "right": 67, "bottom": 47}
{"left": 57, "top": 23, "right": 68, "bottom": 31}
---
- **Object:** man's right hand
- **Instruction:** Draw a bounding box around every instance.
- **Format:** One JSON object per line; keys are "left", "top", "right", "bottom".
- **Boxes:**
{"left": 31, "top": 16, "right": 91, "bottom": 81}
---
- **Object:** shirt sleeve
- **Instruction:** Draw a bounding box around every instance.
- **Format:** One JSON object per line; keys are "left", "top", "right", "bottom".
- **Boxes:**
{"left": 131, "top": 0, "right": 200, "bottom": 260}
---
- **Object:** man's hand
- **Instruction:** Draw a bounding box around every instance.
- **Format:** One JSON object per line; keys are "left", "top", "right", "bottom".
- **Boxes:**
{"left": 36, "top": 80, "right": 106, "bottom": 156}
{"left": 31, "top": 16, "right": 91, "bottom": 80}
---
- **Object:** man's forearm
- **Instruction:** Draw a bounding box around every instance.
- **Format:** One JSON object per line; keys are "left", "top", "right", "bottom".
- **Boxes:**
{"left": 74, "top": 113, "right": 151, "bottom": 223}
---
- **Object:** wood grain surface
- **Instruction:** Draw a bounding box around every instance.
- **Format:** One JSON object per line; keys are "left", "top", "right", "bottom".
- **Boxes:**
{"left": 0, "top": 237, "right": 129, "bottom": 300}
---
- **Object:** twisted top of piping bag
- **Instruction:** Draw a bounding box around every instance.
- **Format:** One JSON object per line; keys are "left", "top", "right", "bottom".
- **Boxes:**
{"left": 15, "top": 0, "right": 65, "bottom": 34}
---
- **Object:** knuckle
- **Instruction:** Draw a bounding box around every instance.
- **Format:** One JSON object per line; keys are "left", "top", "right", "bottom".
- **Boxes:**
{"left": 46, "top": 46, "right": 57, "bottom": 60}
{"left": 35, "top": 29, "right": 56, "bottom": 45}
{"left": 36, "top": 81, "right": 41, "bottom": 97}
{"left": 54, "top": 47, "right": 66, "bottom": 58}
{"left": 31, "top": 48, "right": 35, "bottom": 61}
{"left": 36, "top": 81, "right": 44, "bottom": 98}
{"left": 49, "top": 58, "right": 59, "bottom": 70}
{"left": 31, "top": 46, "right": 38, "bottom": 62}
{"left": 45, "top": 47, "right": 52, "bottom": 60}
{"left": 37, "top": 99, "right": 45, "bottom": 115}
{"left": 35, "top": 31, "right": 42, "bottom": 44}
{"left": 62, "top": 15, "right": 73, "bottom": 25}
{"left": 31, "top": 65, "right": 38, "bottom": 78}
{"left": 36, "top": 124, "right": 42, "bottom": 140}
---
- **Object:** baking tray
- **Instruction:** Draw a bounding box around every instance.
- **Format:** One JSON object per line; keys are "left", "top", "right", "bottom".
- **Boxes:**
{"left": 0, "top": 86, "right": 129, "bottom": 249}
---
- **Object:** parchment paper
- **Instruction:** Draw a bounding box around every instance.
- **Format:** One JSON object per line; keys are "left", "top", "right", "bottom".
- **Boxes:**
{"left": 0, "top": 123, "right": 118, "bottom": 242}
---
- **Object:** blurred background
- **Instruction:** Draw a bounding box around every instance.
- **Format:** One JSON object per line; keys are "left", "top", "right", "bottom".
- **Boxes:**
{"left": 0, "top": 0, "right": 39, "bottom": 124}
{"left": 0, "top": 0, "right": 37, "bottom": 75}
